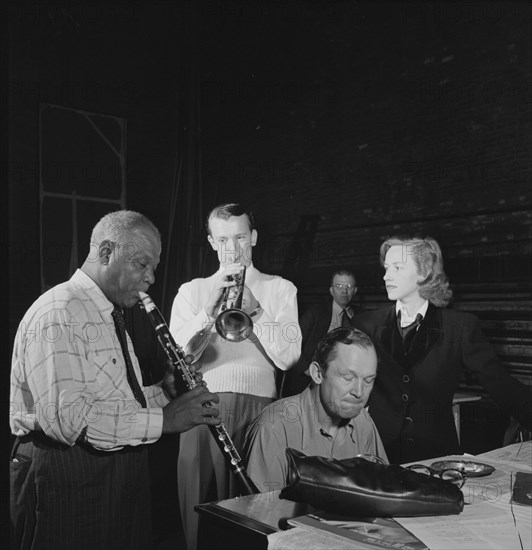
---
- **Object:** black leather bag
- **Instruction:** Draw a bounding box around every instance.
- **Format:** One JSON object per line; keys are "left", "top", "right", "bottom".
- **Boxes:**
{"left": 279, "top": 449, "right": 464, "bottom": 517}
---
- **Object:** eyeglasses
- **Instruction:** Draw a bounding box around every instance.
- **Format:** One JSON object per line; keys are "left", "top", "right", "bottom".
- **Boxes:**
{"left": 334, "top": 284, "right": 355, "bottom": 290}
{"left": 407, "top": 464, "right": 466, "bottom": 488}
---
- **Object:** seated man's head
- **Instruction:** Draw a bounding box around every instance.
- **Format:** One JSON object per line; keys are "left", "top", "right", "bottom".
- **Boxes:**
{"left": 309, "top": 327, "right": 377, "bottom": 422}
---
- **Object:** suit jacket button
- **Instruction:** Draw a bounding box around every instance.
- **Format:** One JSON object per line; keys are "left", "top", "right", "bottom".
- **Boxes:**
{"left": 405, "top": 416, "right": 413, "bottom": 423}
{"left": 403, "top": 374, "right": 410, "bottom": 383}
{"left": 402, "top": 394, "right": 409, "bottom": 402}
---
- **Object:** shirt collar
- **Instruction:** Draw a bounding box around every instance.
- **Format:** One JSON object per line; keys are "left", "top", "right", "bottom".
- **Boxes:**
{"left": 72, "top": 269, "right": 114, "bottom": 319}
{"left": 396, "top": 299, "right": 429, "bottom": 324}
{"left": 303, "top": 384, "right": 354, "bottom": 441}
{"left": 332, "top": 301, "right": 352, "bottom": 317}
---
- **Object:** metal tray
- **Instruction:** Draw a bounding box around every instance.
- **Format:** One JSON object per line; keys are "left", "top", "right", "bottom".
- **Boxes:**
{"left": 430, "top": 460, "right": 495, "bottom": 477}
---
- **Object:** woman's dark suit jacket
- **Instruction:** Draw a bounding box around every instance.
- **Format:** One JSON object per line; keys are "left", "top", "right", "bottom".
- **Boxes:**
{"left": 352, "top": 303, "right": 532, "bottom": 464}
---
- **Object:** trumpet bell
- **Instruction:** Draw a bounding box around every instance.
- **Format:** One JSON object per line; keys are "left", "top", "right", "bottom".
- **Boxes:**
{"left": 215, "top": 308, "right": 253, "bottom": 342}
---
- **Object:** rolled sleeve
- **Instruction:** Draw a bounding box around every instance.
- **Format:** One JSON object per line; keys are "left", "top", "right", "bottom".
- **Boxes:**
{"left": 146, "top": 383, "right": 170, "bottom": 408}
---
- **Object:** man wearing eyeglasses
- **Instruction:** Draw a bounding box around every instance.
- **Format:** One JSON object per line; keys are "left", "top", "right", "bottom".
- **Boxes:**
{"left": 329, "top": 270, "right": 359, "bottom": 330}
{"left": 285, "top": 269, "right": 361, "bottom": 396}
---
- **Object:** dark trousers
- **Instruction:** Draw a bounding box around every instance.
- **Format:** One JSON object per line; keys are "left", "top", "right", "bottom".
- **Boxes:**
{"left": 10, "top": 432, "right": 152, "bottom": 550}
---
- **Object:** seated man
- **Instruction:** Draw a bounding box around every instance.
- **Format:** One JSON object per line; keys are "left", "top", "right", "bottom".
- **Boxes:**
{"left": 244, "top": 327, "right": 388, "bottom": 492}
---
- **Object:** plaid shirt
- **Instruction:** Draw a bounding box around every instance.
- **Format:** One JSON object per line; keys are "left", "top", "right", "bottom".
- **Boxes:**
{"left": 10, "top": 269, "right": 168, "bottom": 451}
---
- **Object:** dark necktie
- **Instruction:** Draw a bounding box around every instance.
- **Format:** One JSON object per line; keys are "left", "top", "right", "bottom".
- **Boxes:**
{"left": 112, "top": 307, "right": 147, "bottom": 408}
{"left": 397, "top": 311, "right": 423, "bottom": 352}
{"left": 341, "top": 307, "right": 352, "bottom": 328}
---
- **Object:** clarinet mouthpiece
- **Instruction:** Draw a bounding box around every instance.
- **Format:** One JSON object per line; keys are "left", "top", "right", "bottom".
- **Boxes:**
{"left": 138, "top": 291, "right": 156, "bottom": 313}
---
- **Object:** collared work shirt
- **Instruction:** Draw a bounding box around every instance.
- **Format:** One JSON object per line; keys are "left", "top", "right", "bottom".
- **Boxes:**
{"left": 10, "top": 269, "right": 168, "bottom": 450}
{"left": 244, "top": 385, "right": 388, "bottom": 492}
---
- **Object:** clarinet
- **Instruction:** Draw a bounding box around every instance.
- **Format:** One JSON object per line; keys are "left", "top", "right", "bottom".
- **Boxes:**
{"left": 138, "top": 291, "right": 259, "bottom": 496}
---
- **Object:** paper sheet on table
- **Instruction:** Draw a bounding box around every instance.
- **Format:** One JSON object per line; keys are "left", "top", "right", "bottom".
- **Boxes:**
{"left": 396, "top": 500, "right": 531, "bottom": 550}
{"left": 269, "top": 443, "right": 532, "bottom": 550}
{"left": 395, "top": 442, "right": 531, "bottom": 549}
{"left": 268, "top": 526, "right": 355, "bottom": 550}
{"left": 477, "top": 441, "right": 532, "bottom": 473}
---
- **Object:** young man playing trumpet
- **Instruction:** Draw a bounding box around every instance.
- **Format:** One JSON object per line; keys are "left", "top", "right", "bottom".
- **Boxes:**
{"left": 169, "top": 203, "right": 301, "bottom": 550}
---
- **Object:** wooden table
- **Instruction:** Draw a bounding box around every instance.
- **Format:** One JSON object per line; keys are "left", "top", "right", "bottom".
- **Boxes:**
{"left": 196, "top": 489, "right": 313, "bottom": 549}
{"left": 196, "top": 441, "right": 531, "bottom": 550}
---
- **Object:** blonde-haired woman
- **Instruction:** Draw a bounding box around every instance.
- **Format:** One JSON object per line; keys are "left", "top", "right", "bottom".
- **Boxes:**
{"left": 353, "top": 235, "right": 531, "bottom": 464}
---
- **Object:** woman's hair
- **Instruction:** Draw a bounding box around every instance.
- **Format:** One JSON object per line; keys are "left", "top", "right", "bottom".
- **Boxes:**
{"left": 312, "top": 327, "right": 375, "bottom": 372}
{"left": 380, "top": 236, "right": 453, "bottom": 307}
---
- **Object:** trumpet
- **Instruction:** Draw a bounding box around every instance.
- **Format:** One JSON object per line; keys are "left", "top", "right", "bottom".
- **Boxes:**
{"left": 185, "top": 266, "right": 253, "bottom": 363}
{"left": 215, "top": 266, "right": 253, "bottom": 343}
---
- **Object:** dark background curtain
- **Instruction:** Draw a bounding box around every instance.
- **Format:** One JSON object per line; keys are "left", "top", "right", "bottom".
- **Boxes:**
{"left": 160, "top": 2, "right": 217, "bottom": 320}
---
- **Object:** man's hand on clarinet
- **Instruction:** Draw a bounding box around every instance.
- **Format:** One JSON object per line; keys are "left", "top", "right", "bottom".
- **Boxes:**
{"left": 162, "top": 358, "right": 203, "bottom": 399}
{"left": 162, "top": 385, "right": 221, "bottom": 434}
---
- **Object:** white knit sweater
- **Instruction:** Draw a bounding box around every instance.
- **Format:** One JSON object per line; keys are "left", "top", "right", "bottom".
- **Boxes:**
{"left": 169, "top": 263, "right": 301, "bottom": 398}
